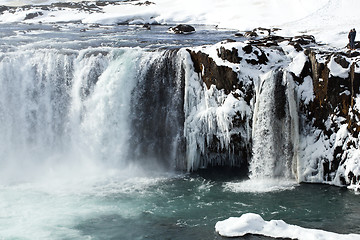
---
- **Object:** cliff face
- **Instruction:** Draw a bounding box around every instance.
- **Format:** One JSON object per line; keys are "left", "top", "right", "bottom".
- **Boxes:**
{"left": 185, "top": 31, "right": 360, "bottom": 188}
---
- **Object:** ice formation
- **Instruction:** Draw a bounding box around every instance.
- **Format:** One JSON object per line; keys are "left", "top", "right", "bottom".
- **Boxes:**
{"left": 215, "top": 213, "right": 360, "bottom": 240}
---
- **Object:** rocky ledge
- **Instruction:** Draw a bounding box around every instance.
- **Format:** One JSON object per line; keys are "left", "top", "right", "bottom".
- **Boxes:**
{"left": 185, "top": 28, "right": 360, "bottom": 189}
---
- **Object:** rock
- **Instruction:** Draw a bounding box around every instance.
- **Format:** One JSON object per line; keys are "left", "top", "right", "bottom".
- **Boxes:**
{"left": 187, "top": 49, "right": 239, "bottom": 94}
{"left": 168, "top": 24, "right": 195, "bottom": 34}
{"left": 143, "top": 23, "right": 151, "bottom": 30}
{"left": 244, "top": 30, "right": 258, "bottom": 38}
{"left": 217, "top": 46, "right": 242, "bottom": 64}
{"left": 134, "top": 1, "right": 155, "bottom": 6}
{"left": 24, "top": 12, "right": 43, "bottom": 20}
{"left": 0, "top": 6, "right": 9, "bottom": 14}
{"left": 186, "top": 34, "right": 360, "bottom": 187}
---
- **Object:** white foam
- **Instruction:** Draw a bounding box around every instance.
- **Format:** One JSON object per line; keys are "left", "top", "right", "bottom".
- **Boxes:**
{"left": 215, "top": 213, "right": 360, "bottom": 240}
{"left": 223, "top": 178, "right": 297, "bottom": 193}
{"left": 0, "top": 171, "right": 169, "bottom": 240}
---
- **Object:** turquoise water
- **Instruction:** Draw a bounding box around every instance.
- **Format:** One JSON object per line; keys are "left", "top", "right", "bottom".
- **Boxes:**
{"left": 0, "top": 22, "right": 359, "bottom": 240}
{"left": 1, "top": 171, "right": 359, "bottom": 240}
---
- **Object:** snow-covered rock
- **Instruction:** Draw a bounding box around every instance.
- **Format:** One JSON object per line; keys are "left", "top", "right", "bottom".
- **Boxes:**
{"left": 184, "top": 31, "right": 360, "bottom": 189}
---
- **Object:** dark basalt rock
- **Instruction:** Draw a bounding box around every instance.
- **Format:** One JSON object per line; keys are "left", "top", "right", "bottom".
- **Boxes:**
{"left": 134, "top": 1, "right": 155, "bottom": 6}
{"left": 217, "top": 47, "right": 242, "bottom": 64}
{"left": 24, "top": 12, "right": 43, "bottom": 20}
{"left": 235, "top": 32, "right": 244, "bottom": 37}
{"left": 242, "top": 45, "right": 252, "bottom": 54}
{"left": 168, "top": 24, "right": 195, "bottom": 34}
{"left": 0, "top": 6, "right": 9, "bottom": 14}
{"left": 292, "top": 35, "right": 316, "bottom": 45}
{"left": 245, "top": 48, "right": 269, "bottom": 65}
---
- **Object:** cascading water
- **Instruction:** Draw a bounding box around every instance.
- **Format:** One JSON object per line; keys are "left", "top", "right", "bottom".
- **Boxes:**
{"left": 250, "top": 69, "right": 299, "bottom": 181}
{"left": 129, "top": 50, "right": 185, "bottom": 170}
{"left": 0, "top": 47, "right": 186, "bottom": 183}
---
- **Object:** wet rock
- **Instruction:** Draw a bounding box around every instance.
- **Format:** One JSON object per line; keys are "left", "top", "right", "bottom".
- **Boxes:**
{"left": 24, "top": 12, "right": 43, "bottom": 20}
{"left": 168, "top": 24, "right": 195, "bottom": 34}
{"left": 143, "top": 23, "right": 151, "bottom": 30}
{"left": 235, "top": 32, "right": 244, "bottom": 37}
{"left": 134, "top": 1, "right": 155, "bottom": 6}
{"left": 0, "top": 6, "right": 9, "bottom": 14}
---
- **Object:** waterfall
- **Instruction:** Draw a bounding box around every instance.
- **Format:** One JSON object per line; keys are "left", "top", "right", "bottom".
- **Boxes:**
{"left": 0, "top": 47, "right": 185, "bottom": 183}
{"left": 0, "top": 45, "right": 300, "bottom": 183}
{"left": 129, "top": 50, "right": 185, "bottom": 170}
{"left": 250, "top": 69, "right": 299, "bottom": 181}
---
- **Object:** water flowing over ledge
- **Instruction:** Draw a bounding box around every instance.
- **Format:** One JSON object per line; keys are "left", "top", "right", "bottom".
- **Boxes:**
{"left": 1, "top": 28, "right": 360, "bottom": 190}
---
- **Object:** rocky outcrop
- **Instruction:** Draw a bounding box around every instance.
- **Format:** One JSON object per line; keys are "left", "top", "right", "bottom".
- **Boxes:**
{"left": 187, "top": 49, "right": 240, "bottom": 94}
{"left": 185, "top": 30, "right": 360, "bottom": 189}
{"left": 302, "top": 49, "right": 360, "bottom": 185}
{"left": 24, "top": 11, "right": 43, "bottom": 20}
{"left": 168, "top": 24, "right": 195, "bottom": 34}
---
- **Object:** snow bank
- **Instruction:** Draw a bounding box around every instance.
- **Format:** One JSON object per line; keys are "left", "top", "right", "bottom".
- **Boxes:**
{"left": 2, "top": 0, "right": 360, "bottom": 48}
{"left": 215, "top": 213, "right": 360, "bottom": 240}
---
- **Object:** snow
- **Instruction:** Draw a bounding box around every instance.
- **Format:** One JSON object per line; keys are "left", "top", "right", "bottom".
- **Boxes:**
{"left": 182, "top": 48, "right": 252, "bottom": 170}
{"left": 297, "top": 76, "right": 314, "bottom": 105}
{"left": 1, "top": 0, "right": 359, "bottom": 49}
{"left": 288, "top": 52, "right": 307, "bottom": 77}
{"left": 328, "top": 55, "right": 350, "bottom": 78}
{"left": 215, "top": 213, "right": 360, "bottom": 240}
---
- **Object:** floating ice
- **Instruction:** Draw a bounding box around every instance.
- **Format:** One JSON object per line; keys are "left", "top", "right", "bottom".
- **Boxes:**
{"left": 215, "top": 213, "right": 360, "bottom": 240}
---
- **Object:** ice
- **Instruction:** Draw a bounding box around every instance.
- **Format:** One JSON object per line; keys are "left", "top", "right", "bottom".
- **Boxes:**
{"left": 215, "top": 213, "right": 360, "bottom": 240}
{"left": 297, "top": 76, "right": 314, "bottom": 105}
{"left": 182, "top": 47, "right": 251, "bottom": 170}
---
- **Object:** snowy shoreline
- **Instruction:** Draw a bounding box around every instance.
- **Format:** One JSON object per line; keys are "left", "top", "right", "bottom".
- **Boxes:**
{"left": 1, "top": 0, "right": 360, "bottom": 49}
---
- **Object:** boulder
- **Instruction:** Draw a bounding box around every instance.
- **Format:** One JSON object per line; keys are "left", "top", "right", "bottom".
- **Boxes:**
{"left": 168, "top": 24, "right": 195, "bottom": 34}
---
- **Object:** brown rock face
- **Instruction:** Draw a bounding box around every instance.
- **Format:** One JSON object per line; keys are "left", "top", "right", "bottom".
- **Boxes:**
{"left": 295, "top": 49, "right": 360, "bottom": 185}
{"left": 187, "top": 49, "right": 240, "bottom": 94}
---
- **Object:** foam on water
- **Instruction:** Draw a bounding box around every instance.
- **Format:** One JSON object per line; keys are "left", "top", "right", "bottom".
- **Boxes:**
{"left": 223, "top": 178, "right": 298, "bottom": 193}
{"left": 0, "top": 170, "right": 169, "bottom": 240}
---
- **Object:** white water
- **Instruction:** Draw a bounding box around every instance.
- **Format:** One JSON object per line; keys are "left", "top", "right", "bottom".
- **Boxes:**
{"left": 250, "top": 69, "right": 299, "bottom": 181}
{"left": 0, "top": 47, "right": 184, "bottom": 184}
